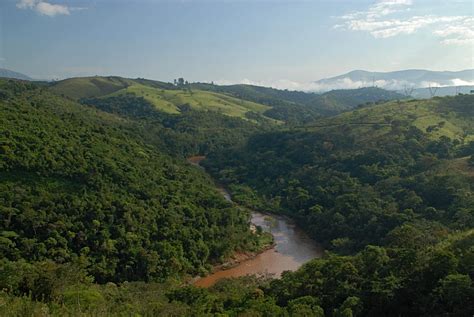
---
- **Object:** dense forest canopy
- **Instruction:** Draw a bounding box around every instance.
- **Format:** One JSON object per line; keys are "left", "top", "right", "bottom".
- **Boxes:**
{"left": 205, "top": 95, "right": 474, "bottom": 249}
{"left": 0, "top": 79, "right": 269, "bottom": 285}
{"left": 0, "top": 78, "right": 472, "bottom": 316}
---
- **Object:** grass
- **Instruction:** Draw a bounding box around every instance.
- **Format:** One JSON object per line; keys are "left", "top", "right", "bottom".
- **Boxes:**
{"left": 50, "top": 77, "right": 275, "bottom": 120}
{"left": 106, "top": 84, "right": 272, "bottom": 118}
{"left": 301, "top": 98, "right": 473, "bottom": 143}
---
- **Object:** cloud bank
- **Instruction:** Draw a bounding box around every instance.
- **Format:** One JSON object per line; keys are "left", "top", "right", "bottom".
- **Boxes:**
{"left": 215, "top": 77, "right": 474, "bottom": 92}
{"left": 16, "top": 0, "right": 74, "bottom": 17}
{"left": 335, "top": 0, "right": 473, "bottom": 45}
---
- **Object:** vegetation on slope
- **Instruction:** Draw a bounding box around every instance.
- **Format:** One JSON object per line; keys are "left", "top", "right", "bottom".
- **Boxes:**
{"left": 0, "top": 79, "right": 264, "bottom": 287}
{"left": 1, "top": 78, "right": 472, "bottom": 316}
{"left": 50, "top": 77, "right": 277, "bottom": 121}
{"left": 105, "top": 83, "right": 272, "bottom": 118}
{"left": 206, "top": 95, "right": 474, "bottom": 250}
{"left": 51, "top": 77, "right": 406, "bottom": 125}
{"left": 80, "top": 95, "right": 276, "bottom": 156}
{"left": 193, "top": 83, "right": 406, "bottom": 117}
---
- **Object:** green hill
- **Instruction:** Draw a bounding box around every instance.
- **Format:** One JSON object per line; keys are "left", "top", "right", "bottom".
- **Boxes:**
{"left": 201, "top": 95, "right": 473, "bottom": 316}
{"left": 206, "top": 94, "right": 474, "bottom": 249}
{"left": 105, "top": 83, "right": 272, "bottom": 117}
{"left": 49, "top": 76, "right": 135, "bottom": 99}
{"left": 311, "top": 87, "right": 407, "bottom": 114}
{"left": 1, "top": 79, "right": 473, "bottom": 316}
{"left": 50, "top": 77, "right": 406, "bottom": 124}
{"left": 193, "top": 83, "right": 406, "bottom": 117}
{"left": 0, "top": 79, "right": 264, "bottom": 285}
{"left": 302, "top": 95, "right": 474, "bottom": 142}
{"left": 49, "top": 77, "right": 275, "bottom": 121}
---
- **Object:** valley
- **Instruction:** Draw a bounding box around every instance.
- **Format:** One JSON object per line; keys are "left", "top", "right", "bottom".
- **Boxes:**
{"left": 187, "top": 156, "right": 323, "bottom": 287}
{"left": 4, "top": 0, "right": 474, "bottom": 314}
{"left": 0, "top": 77, "right": 472, "bottom": 316}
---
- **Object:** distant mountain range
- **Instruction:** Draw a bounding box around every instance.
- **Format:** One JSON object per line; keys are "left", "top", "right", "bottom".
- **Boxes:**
{"left": 314, "top": 69, "right": 474, "bottom": 92}
{"left": 0, "top": 68, "right": 32, "bottom": 81}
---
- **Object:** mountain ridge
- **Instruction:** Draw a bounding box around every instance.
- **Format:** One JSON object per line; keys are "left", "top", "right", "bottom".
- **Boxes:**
{"left": 0, "top": 68, "right": 32, "bottom": 81}
{"left": 314, "top": 69, "right": 474, "bottom": 91}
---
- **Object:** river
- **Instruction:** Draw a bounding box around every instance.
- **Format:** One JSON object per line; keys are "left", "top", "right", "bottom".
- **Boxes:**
{"left": 188, "top": 156, "right": 323, "bottom": 287}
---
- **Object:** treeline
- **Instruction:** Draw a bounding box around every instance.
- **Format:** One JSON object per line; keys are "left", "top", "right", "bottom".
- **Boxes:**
{"left": 3, "top": 230, "right": 472, "bottom": 316}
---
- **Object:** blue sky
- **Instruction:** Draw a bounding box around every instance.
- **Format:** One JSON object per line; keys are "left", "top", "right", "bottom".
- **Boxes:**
{"left": 1, "top": 0, "right": 473, "bottom": 88}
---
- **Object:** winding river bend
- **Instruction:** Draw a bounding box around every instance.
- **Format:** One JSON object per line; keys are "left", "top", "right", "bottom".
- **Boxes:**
{"left": 188, "top": 156, "right": 323, "bottom": 287}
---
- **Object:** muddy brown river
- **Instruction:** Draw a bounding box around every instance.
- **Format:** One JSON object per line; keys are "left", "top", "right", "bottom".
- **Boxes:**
{"left": 188, "top": 156, "right": 323, "bottom": 287}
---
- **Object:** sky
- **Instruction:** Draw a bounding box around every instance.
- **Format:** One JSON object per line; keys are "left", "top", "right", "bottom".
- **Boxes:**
{"left": 1, "top": 0, "right": 473, "bottom": 88}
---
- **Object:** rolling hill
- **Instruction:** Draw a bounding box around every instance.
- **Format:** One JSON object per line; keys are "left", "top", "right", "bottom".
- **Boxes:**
{"left": 1, "top": 78, "right": 473, "bottom": 316}
{"left": 308, "top": 87, "right": 406, "bottom": 114}
{"left": 303, "top": 95, "right": 474, "bottom": 143}
{"left": 50, "top": 77, "right": 277, "bottom": 121}
{"left": 50, "top": 76, "right": 407, "bottom": 123}
{"left": 192, "top": 83, "right": 406, "bottom": 117}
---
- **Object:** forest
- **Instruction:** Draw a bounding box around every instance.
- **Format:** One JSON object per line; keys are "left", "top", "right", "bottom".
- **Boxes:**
{"left": 0, "top": 78, "right": 472, "bottom": 316}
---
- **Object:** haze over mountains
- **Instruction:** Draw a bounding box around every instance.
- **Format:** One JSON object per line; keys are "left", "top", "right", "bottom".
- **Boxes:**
{"left": 0, "top": 68, "right": 32, "bottom": 81}
{"left": 313, "top": 69, "right": 474, "bottom": 92}
{"left": 1, "top": 67, "right": 472, "bottom": 98}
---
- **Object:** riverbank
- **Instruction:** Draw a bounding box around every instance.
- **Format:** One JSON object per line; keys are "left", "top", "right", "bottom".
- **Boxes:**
{"left": 187, "top": 156, "right": 323, "bottom": 287}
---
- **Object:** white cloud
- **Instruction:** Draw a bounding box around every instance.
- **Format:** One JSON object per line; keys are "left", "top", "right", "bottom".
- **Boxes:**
{"left": 451, "top": 78, "right": 474, "bottom": 86}
{"left": 336, "top": 1, "right": 474, "bottom": 45}
{"left": 434, "top": 17, "right": 474, "bottom": 45}
{"left": 214, "top": 78, "right": 393, "bottom": 92}
{"left": 17, "top": 0, "right": 37, "bottom": 9}
{"left": 16, "top": 0, "right": 71, "bottom": 17}
{"left": 36, "top": 2, "right": 70, "bottom": 16}
{"left": 341, "top": 0, "right": 412, "bottom": 20}
{"left": 215, "top": 76, "right": 474, "bottom": 93}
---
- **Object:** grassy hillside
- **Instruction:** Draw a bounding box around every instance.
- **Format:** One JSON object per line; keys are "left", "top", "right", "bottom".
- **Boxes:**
{"left": 106, "top": 83, "right": 272, "bottom": 118}
{"left": 50, "top": 77, "right": 406, "bottom": 124}
{"left": 50, "top": 77, "right": 275, "bottom": 121}
{"left": 193, "top": 83, "right": 406, "bottom": 117}
{"left": 302, "top": 95, "right": 474, "bottom": 143}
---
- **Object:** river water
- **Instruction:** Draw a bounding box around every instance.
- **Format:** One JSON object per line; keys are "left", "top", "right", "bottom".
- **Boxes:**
{"left": 188, "top": 156, "right": 323, "bottom": 287}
